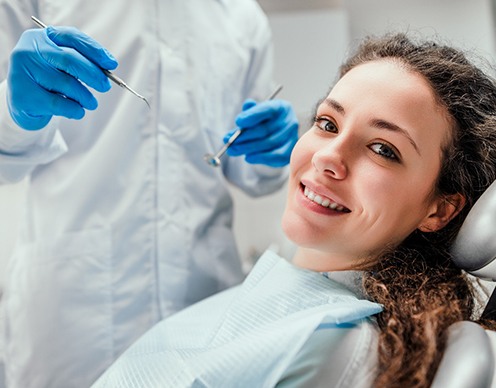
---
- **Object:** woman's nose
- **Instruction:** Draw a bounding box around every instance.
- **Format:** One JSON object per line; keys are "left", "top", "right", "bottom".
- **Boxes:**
{"left": 311, "top": 138, "right": 349, "bottom": 179}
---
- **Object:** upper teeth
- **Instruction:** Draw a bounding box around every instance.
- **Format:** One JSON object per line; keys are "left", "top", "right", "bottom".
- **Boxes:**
{"left": 304, "top": 187, "right": 347, "bottom": 212}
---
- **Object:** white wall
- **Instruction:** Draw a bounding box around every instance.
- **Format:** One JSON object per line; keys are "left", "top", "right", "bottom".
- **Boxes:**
{"left": 345, "top": 0, "right": 496, "bottom": 57}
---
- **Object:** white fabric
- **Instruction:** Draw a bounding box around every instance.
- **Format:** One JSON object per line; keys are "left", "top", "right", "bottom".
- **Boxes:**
{"left": 0, "top": 1, "right": 287, "bottom": 387}
{"left": 92, "top": 250, "right": 382, "bottom": 387}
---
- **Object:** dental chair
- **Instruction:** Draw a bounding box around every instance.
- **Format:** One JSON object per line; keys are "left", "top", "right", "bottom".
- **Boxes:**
{"left": 434, "top": 179, "right": 496, "bottom": 388}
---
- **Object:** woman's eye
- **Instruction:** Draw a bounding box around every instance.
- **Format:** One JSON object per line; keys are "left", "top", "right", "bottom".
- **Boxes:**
{"left": 369, "top": 143, "right": 399, "bottom": 161}
{"left": 314, "top": 117, "right": 338, "bottom": 133}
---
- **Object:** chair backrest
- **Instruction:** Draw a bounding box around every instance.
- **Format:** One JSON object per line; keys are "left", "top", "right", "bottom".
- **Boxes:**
{"left": 452, "top": 180, "right": 496, "bottom": 282}
{"left": 437, "top": 179, "right": 496, "bottom": 388}
{"left": 431, "top": 321, "right": 494, "bottom": 388}
{"left": 451, "top": 179, "right": 496, "bottom": 321}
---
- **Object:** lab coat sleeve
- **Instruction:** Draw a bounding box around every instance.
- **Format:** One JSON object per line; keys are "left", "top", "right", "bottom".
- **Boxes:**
{"left": 222, "top": 1, "right": 289, "bottom": 198}
{"left": 224, "top": 161, "right": 289, "bottom": 198}
{"left": 0, "top": 1, "right": 68, "bottom": 184}
{"left": 0, "top": 82, "right": 68, "bottom": 184}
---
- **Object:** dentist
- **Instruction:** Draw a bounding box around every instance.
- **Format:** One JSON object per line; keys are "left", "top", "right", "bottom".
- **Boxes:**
{"left": 0, "top": 1, "right": 298, "bottom": 387}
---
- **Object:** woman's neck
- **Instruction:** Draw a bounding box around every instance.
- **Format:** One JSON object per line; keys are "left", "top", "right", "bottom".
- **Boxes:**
{"left": 291, "top": 247, "right": 359, "bottom": 272}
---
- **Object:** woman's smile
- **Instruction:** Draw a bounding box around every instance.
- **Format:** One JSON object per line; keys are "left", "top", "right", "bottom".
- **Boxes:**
{"left": 298, "top": 182, "right": 351, "bottom": 214}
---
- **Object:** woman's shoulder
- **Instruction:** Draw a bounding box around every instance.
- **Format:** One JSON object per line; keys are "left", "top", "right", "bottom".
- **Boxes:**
{"left": 277, "top": 318, "right": 379, "bottom": 388}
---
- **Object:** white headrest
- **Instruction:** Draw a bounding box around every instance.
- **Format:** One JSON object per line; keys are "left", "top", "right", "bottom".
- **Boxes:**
{"left": 451, "top": 180, "right": 496, "bottom": 281}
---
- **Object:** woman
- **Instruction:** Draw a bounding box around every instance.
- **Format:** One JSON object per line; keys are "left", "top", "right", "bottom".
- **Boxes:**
{"left": 92, "top": 33, "right": 496, "bottom": 388}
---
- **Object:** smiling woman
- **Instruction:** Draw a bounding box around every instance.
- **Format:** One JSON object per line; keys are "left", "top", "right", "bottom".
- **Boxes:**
{"left": 92, "top": 33, "right": 496, "bottom": 388}
{"left": 284, "top": 60, "right": 459, "bottom": 273}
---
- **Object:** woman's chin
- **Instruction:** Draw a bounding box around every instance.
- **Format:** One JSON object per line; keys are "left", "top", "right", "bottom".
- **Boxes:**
{"left": 281, "top": 210, "right": 301, "bottom": 245}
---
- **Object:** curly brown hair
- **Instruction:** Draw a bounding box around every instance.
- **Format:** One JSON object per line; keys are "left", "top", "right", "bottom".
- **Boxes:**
{"left": 339, "top": 33, "right": 496, "bottom": 388}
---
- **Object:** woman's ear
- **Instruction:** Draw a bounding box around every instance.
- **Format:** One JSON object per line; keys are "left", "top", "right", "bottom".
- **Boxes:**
{"left": 418, "top": 193, "right": 466, "bottom": 232}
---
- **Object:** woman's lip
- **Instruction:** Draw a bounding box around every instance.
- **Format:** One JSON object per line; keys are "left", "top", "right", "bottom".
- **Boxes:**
{"left": 297, "top": 183, "right": 351, "bottom": 214}
{"left": 300, "top": 179, "right": 350, "bottom": 211}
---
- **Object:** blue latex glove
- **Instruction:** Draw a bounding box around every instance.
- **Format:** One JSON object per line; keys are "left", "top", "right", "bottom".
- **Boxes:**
{"left": 224, "top": 99, "right": 299, "bottom": 168}
{"left": 7, "top": 26, "right": 118, "bottom": 130}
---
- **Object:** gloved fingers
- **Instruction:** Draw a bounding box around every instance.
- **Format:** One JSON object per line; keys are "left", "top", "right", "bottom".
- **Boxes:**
{"left": 221, "top": 98, "right": 298, "bottom": 167}
{"left": 46, "top": 93, "right": 87, "bottom": 120}
{"left": 34, "top": 87, "right": 86, "bottom": 120}
{"left": 222, "top": 124, "right": 264, "bottom": 147}
{"left": 226, "top": 115, "right": 297, "bottom": 146}
{"left": 235, "top": 99, "right": 290, "bottom": 128}
{"left": 14, "top": 29, "right": 111, "bottom": 93}
{"left": 30, "top": 30, "right": 109, "bottom": 93}
{"left": 53, "top": 48, "right": 111, "bottom": 93}
{"left": 46, "top": 26, "right": 117, "bottom": 70}
{"left": 244, "top": 141, "right": 296, "bottom": 168}
{"left": 227, "top": 123, "right": 293, "bottom": 155}
{"left": 222, "top": 120, "right": 276, "bottom": 145}
{"left": 242, "top": 99, "right": 257, "bottom": 111}
{"left": 37, "top": 27, "right": 113, "bottom": 92}
{"left": 7, "top": 80, "right": 85, "bottom": 130}
{"left": 7, "top": 28, "right": 106, "bottom": 130}
{"left": 27, "top": 60, "right": 99, "bottom": 111}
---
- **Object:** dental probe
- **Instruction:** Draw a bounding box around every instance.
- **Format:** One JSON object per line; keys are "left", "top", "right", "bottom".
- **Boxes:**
{"left": 31, "top": 16, "right": 151, "bottom": 109}
{"left": 203, "top": 84, "right": 283, "bottom": 167}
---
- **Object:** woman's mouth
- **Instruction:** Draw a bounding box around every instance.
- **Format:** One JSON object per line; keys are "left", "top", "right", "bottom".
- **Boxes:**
{"left": 303, "top": 186, "right": 350, "bottom": 213}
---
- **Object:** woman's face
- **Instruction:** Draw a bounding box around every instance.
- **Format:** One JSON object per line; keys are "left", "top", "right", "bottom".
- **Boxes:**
{"left": 282, "top": 60, "right": 453, "bottom": 271}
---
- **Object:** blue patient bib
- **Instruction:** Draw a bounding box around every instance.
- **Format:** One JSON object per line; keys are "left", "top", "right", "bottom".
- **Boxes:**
{"left": 92, "top": 251, "right": 382, "bottom": 387}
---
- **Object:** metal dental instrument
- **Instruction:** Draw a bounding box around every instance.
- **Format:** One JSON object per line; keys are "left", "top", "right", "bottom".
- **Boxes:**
{"left": 203, "top": 84, "right": 283, "bottom": 168}
{"left": 31, "top": 16, "right": 151, "bottom": 109}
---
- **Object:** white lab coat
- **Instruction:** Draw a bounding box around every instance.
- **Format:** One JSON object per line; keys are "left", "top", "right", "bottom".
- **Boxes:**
{"left": 0, "top": 1, "right": 287, "bottom": 387}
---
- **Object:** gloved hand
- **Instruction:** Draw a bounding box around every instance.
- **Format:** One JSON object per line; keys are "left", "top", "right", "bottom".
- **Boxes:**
{"left": 224, "top": 99, "right": 299, "bottom": 168}
{"left": 7, "top": 26, "right": 118, "bottom": 130}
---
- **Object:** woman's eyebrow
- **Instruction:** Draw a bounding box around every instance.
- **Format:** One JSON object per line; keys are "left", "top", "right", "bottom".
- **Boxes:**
{"left": 323, "top": 98, "right": 345, "bottom": 114}
{"left": 372, "top": 119, "right": 420, "bottom": 155}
